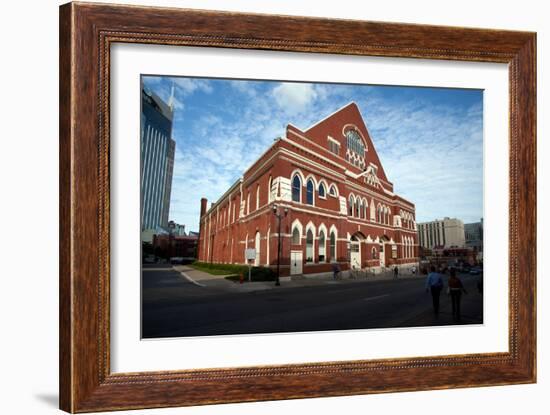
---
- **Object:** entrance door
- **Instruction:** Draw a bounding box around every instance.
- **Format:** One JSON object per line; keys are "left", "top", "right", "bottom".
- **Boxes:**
{"left": 350, "top": 242, "right": 361, "bottom": 269}
{"left": 379, "top": 243, "right": 385, "bottom": 267}
{"left": 290, "top": 250, "right": 303, "bottom": 275}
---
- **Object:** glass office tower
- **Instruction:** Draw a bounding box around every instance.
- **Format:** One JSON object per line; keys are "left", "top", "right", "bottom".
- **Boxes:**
{"left": 140, "top": 87, "right": 176, "bottom": 231}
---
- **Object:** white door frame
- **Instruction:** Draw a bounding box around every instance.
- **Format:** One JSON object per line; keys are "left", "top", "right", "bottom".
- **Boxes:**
{"left": 290, "top": 250, "right": 303, "bottom": 275}
{"left": 379, "top": 242, "right": 386, "bottom": 267}
{"left": 350, "top": 241, "right": 361, "bottom": 269}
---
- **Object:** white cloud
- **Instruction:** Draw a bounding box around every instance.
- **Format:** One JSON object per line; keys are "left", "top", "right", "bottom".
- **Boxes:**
{"left": 272, "top": 82, "right": 319, "bottom": 114}
{"left": 360, "top": 97, "right": 483, "bottom": 223}
{"left": 230, "top": 80, "right": 258, "bottom": 97}
{"left": 172, "top": 78, "right": 213, "bottom": 95}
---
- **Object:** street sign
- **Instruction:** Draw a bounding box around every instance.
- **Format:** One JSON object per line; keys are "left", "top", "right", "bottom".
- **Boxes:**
{"left": 245, "top": 248, "right": 256, "bottom": 282}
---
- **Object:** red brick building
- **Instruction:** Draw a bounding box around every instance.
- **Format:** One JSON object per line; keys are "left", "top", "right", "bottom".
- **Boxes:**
{"left": 197, "top": 102, "right": 418, "bottom": 278}
{"left": 153, "top": 234, "right": 198, "bottom": 261}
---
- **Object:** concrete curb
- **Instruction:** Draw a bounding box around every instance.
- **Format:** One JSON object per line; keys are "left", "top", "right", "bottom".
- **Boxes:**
{"left": 175, "top": 268, "right": 206, "bottom": 288}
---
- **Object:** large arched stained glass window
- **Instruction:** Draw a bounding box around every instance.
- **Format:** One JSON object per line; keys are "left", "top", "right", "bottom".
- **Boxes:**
{"left": 292, "top": 175, "right": 301, "bottom": 202}
{"left": 306, "top": 179, "right": 314, "bottom": 205}
{"left": 346, "top": 129, "right": 365, "bottom": 155}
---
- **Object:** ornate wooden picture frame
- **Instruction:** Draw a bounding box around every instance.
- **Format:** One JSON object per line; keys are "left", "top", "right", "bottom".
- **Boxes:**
{"left": 59, "top": 2, "right": 536, "bottom": 412}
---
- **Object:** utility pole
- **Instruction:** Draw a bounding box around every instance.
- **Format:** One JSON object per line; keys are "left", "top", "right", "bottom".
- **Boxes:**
{"left": 273, "top": 204, "right": 288, "bottom": 286}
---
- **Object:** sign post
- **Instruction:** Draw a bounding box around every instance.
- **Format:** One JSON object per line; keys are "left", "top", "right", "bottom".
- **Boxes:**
{"left": 245, "top": 248, "right": 256, "bottom": 282}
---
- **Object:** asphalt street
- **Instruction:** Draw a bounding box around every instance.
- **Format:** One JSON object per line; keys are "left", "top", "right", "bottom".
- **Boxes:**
{"left": 142, "top": 265, "right": 483, "bottom": 338}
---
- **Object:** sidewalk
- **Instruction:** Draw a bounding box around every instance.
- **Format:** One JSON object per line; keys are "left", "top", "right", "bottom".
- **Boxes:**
{"left": 173, "top": 265, "right": 425, "bottom": 294}
{"left": 173, "top": 265, "right": 275, "bottom": 293}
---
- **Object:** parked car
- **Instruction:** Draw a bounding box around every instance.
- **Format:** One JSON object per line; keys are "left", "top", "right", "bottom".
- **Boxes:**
{"left": 143, "top": 254, "right": 156, "bottom": 264}
{"left": 469, "top": 267, "right": 482, "bottom": 275}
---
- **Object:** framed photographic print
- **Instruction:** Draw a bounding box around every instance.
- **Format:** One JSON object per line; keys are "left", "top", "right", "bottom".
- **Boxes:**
{"left": 59, "top": 2, "right": 536, "bottom": 412}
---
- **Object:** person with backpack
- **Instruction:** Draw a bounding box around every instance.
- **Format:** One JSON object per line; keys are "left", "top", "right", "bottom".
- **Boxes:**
{"left": 425, "top": 265, "right": 444, "bottom": 317}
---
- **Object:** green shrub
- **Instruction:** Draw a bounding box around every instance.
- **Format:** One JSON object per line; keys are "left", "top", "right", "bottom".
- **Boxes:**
{"left": 192, "top": 261, "right": 276, "bottom": 281}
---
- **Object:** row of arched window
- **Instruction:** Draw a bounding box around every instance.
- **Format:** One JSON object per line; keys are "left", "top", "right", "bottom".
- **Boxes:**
{"left": 347, "top": 194, "right": 392, "bottom": 226}
{"left": 348, "top": 194, "right": 371, "bottom": 219}
{"left": 291, "top": 221, "right": 337, "bottom": 263}
{"left": 402, "top": 236, "right": 415, "bottom": 258}
{"left": 400, "top": 210, "right": 415, "bottom": 229}
{"left": 291, "top": 172, "right": 338, "bottom": 206}
{"left": 377, "top": 204, "right": 392, "bottom": 225}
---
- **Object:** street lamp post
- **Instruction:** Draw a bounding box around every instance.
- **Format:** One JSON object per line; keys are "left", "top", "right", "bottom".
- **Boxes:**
{"left": 273, "top": 204, "right": 288, "bottom": 286}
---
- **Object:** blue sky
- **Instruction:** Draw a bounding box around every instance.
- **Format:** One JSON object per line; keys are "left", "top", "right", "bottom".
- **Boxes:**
{"left": 142, "top": 76, "right": 483, "bottom": 233}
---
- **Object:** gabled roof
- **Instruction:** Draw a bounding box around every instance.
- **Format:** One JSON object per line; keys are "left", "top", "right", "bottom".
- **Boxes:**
{"left": 297, "top": 102, "right": 389, "bottom": 183}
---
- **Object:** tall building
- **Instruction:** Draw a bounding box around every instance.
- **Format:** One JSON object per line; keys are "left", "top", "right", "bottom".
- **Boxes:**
{"left": 417, "top": 217, "right": 465, "bottom": 250}
{"left": 140, "top": 86, "right": 176, "bottom": 232}
{"left": 465, "top": 218, "right": 483, "bottom": 252}
{"left": 168, "top": 221, "right": 187, "bottom": 236}
{"left": 197, "top": 102, "right": 418, "bottom": 277}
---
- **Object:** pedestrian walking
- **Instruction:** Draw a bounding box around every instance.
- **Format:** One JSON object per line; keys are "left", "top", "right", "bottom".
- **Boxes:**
{"left": 425, "top": 265, "right": 443, "bottom": 317}
{"left": 447, "top": 268, "right": 468, "bottom": 322}
{"left": 393, "top": 266, "right": 399, "bottom": 279}
{"left": 332, "top": 262, "right": 341, "bottom": 280}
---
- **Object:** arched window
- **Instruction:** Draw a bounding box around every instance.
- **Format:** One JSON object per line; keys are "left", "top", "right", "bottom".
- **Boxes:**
{"left": 318, "top": 230, "right": 326, "bottom": 262}
{"left": 363, "top": 199, "right": 369, "bottom": 219}
{"left": 355, "top": 198, "right": 360, "bottom": 217}
{"left": 254, "top": 231, "right": 261, "bottom": 266}
{"left": 256, "top": 185, "right": 260, "bottom": 210}
{"left": 346, "top": 129, "right": 365, "bottom": 155}
{"left": 267, "top": 176, "right": 272, "bottom": 203}
{"left": 372, "top": 247, "right": 377, "bottom": 259}
{"left": 306, "top": 179, "right": 314, "bottom": 205}
{"left": 292, "top": 227, "right": 301, "bottom": 245}
{"left": 318, "top": 182, "right": 326, "bottom": 198}
{"left": 330, "top": 231, "right": 336, "bottom": 261}
{"left": 329, "top": 185, "right": 337, "bottom": 197}
{"left": 306, "top": 229, "right": 314, "bottom": 263}
{"left": 291, "top": 175, "right": 301, "bottom": 202}
{"left": 348, "top": 195, "right": 354, "bottom": 216}
{"left": 246, "top": 192, "right": 250, "bottom": 215}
